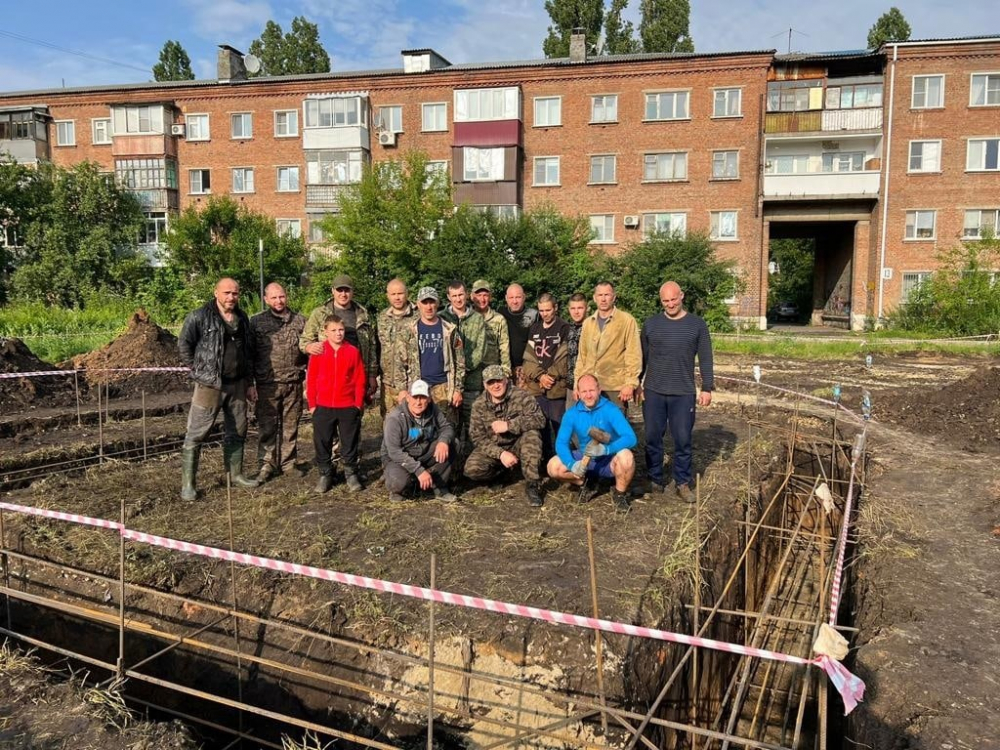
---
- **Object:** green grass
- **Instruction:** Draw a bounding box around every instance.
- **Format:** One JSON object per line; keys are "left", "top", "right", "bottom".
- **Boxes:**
{"left": 715, "top": 331, "right": 1000, "bottom": 359}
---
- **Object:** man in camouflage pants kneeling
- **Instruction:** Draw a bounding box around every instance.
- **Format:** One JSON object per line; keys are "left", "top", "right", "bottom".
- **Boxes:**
{"left": 465, "top": 365, "right": 547, "bottom": 507}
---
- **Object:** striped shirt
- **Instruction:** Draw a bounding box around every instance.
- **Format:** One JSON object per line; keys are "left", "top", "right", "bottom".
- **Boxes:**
{"left": 640, "top": 313, "right": 714, "bottom": 395}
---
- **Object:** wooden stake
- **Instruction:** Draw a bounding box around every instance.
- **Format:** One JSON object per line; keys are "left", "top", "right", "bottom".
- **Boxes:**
{"left": 692, "top": 475, "right": 702, "bottom": 749}
{"left": 141, "top": 390, "right": 147, "bottom": 461}
{"left": 427, "top": 553, "right": 436, "bottom": 750}
{"left": 586, "top": 516, "right": 609, "bottom": 735}
{"left": 73, "top": 369, "right": 81, "bottom": 427}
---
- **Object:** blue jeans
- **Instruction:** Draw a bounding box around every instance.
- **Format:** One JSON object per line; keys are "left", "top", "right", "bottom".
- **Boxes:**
{"left": 642, "top": 391, "right": 696, "bottom": 487}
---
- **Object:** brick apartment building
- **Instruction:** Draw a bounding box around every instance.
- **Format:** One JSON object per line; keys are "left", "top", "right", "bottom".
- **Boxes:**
{"left": 0, "top": 34, "right": 997, "bottom": 329}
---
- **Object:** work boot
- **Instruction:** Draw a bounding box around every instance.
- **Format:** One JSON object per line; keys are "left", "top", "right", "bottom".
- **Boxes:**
{"left": 433, "top": 486, "right": 458, "bottom": 503}
{"left": 612, "top": 488, "right": 632, "bottom": 513}
{"left": 256, "top": 464, "right": 276, "bottom": 484}
{"left": 632, "top": 479, "right": 666, "bottom": 498}
{"left": 345, "top": 468, "right": 363, "bottom": 493}
{"left": 577, "top": 481, "right": 599, "bottom": 505}
{"left": 315, "top": 472, "right": 334, "bottom": 494}
{"left": 389, "top": 491, "right": 406, "bottom": 502}
{"left": 675, "top": 483, "right": 694, "bottom": 503}
{"left": 526, "top": 481, "right": 544, "bottom": 508}
{"left": 224, "top": 444, "right": 259, "bottom": 488}
{"left": 180, "top": 446, "right": 200, "bottom": 501}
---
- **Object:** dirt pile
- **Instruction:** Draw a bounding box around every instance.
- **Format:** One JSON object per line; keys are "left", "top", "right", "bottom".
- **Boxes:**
{"left": 70, "top": 309, "right": 189, "bottom": 397}
{"left": 0, "top": 337, "right": 79, "bottom": 412}
{"left": 876, "top": 364, "right": 1000, "bottom": 452}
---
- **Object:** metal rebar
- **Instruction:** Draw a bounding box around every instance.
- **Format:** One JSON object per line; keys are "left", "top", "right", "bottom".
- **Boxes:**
{"left": 118, "top": 496, "right": 126, "bottom": 678}
{"left": 226, "top": 476, "right": 245, "bottom": 747}
{"left": 693, "top": 474, "right": 702, "bottom": 750}
{"left": 126, "top": 694, "right": 285, "bottom": 750}
{"left": 427, "top": 553, "right": 436, "bottom": 750}
{"left": 0, "top": 508, "right": 9, "bottom": 633}
{"left": 74, "top": 369, "right": 82, "bottom": 427}
{"left": 586, "top": 515, "right": 609, "bottom": 735}
{"left": 141, "top": 390, "right": 147, "bottom": 461}
{"left": 97, "top": 377, "right": 104, "bottom": 465}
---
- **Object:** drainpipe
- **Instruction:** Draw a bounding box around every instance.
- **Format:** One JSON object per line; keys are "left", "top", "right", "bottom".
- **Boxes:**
{"left": 876, "top": 43, "right": 898, "bottom": 322}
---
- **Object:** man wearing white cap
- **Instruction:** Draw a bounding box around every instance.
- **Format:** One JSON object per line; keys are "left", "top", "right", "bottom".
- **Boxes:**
{"left": 380, "top": 379, "right": 458, "bottom": 502}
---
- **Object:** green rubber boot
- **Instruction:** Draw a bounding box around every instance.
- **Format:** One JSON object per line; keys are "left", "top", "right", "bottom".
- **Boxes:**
{"left": 180, "top": 446, "right": 200, "bottom": 501}
{"left": 224, "top": 443, "right": 259, "bottom": 488}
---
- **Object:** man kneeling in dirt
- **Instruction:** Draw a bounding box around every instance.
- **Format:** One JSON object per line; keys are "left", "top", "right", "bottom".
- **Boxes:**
{"left": 177, "top": 278, "right": 259, "bottom": 501}
{"left": 465, "top": 365, "right": 547, "bottom": 507}
{"left": 381, "top": 380, "right": 458, "bottom": 502}
{"left": 547, "top": 374, "right": 636, "bottom": 511}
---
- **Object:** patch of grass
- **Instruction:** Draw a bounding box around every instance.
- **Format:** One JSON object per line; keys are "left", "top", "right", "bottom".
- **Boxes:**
{"left": 657, "top": 513, "right": 701, "bottom": 584}
{"left": 715, "top": 332, "right": 999, "bottom": 360}
{"left": 499, "top": 530, "right": 569, "bottom": 555}
{"left": 0, "top": 641, "right": 42, "bottom": 676}
{"left": 856, "top": 491, "right": 920, "bottom": 561}
{"left": 357, "top": 509, "right": 391, "bottom": 535}
{"left": 282, "top": 730, "right": 336, "bottom": 750}
{"left": 346, "top": 590, "right": 408, "bottom": 633}
{"left": 83, "top": 676, "right": 134, "bottom": 732}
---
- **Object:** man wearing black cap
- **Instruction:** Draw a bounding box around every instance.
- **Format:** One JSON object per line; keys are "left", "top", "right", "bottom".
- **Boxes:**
{"left": 471, "top": 279, "right": 512, "bottom": 376}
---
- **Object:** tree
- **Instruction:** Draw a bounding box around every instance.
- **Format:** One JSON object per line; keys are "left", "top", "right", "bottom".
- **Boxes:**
{"left": 248, "top": 17, "right": 330, "bottom": 76}
{"left": 603, "top": 0, "right": 641, "bottom": 54}
{"left": 542, "top": 0, "right": 604, "bottom": 58}
{"left": 152, "top": 40, "right": 195, "bottom": 82}
{"left": 638, "top": 0, "right": 694, "bottom": 53}
{"left": 867, "top": 7, "right": 912, "bottom": 49}
{"left": 768, "top": 239, "right": 815, "bottom": 313}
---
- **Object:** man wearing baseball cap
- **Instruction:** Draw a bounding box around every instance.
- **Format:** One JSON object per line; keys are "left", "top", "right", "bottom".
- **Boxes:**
{"left": 380, "top": 379, "right": 458, "bottom": 502}
{"left": 471, "top": 279, "right": 511, "bottom": 376}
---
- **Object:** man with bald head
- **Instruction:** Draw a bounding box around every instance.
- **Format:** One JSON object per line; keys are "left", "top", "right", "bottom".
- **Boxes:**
{"left": 377, "top": 278, "right": 417, "bottom": 415}
{"left": 249, "top": 282, "right": 307, "bottom": 482}
{"left": 178, "top": 277, "right": 259, "bottom": 500}
{"left": 639, "top": 281, "right": 715, "bottom": 503}
{"left": 500, "top": 283, "right": 537, "bottom": 386}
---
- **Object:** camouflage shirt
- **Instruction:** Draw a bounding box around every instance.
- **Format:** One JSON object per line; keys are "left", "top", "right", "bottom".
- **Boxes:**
{"left": 440, "top": 305, "right": 488, "bottom": 392}
{"left": 395, "top": 316, "right": 466, "bottom": 400}
{"left": 300, "top": 300, "right": 379, "bottom": 381}
{"left": 468, "top": 384, "right": 546, "bottom": 459}
{"left": 377, "top": 302, "right": 418, "bottom": 389}
{"left": 478, "top": 307, "right": 512, "bottom": 375}
{"left": 248, "top": 307, "right": 307, "bottom": 384}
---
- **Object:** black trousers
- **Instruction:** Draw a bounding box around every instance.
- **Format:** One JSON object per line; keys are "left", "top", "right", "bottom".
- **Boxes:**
{"left": 382, "top": 445, "right": 453, "bottom": 494}
{"left": 312, "top": 406, "right": 361, "bottom": 475}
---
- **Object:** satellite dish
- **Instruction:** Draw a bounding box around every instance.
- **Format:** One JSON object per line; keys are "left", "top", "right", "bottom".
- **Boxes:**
{"left": 244, "top": 54, "right": 261, "bottom": 74}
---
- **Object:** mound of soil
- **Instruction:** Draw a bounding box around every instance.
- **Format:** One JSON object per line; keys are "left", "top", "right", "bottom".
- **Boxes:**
{"left": 876, "top": 364, "right": 1000, "bottom": 452}
{"left": 0, "top": 337, "right": 80, "bottom": 412}
{"left": 70, "top": 310, "right": 189, "bottom": 397}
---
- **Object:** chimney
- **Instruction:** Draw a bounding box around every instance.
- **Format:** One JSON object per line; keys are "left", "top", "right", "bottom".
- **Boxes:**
{"left": 217, "top": 45, "right": 247, "bottom": 82}
{"left": 569, "top": 28, "right": 587, "bottom": 63}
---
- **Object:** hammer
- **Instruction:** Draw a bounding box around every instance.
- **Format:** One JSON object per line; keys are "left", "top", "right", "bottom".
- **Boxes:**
{"left": 575, "top": 426, "right": 612, "bottom": 475}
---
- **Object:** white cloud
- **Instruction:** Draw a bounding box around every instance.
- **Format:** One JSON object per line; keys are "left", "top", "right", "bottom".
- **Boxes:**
{"left": 182, "top": 0, "right": 273, "bottom": 43}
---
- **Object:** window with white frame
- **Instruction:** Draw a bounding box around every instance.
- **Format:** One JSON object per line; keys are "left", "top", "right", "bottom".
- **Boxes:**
{"left": 274, "top": 110, "right": 298, "bottom": 137}
{"left": 533, "top": 157, "right": 560, "bottom": 186}
{"left": 421, "top": 102, "right": 447, "bottom": 132}
{"left": 55, "top": 120, "right": 75, "bottom": 146}
{"left": 912, "top": 75, "right": 944, "bottom": 108}
{"left": 186, "top": 114, "right": 209, "bottom": 141}
{"left": 308, "top": 221, "right": 327, "bottom": 243}
{"left": 591, "top": 95, "right": 618, "bottom": 123}
{"left": 644, "top": 152, "right": 687, "bottom": 181}
{"left": 377, "top": 106, "right": 403, "bottom": 133}
{"left": 589, "top": 155, "right": 616, "bottom": 184}
{"left": 115, "top": 158, "right": 177, "bottom": 189}
{"left": 425, "top": 160, "right": 448, "bottom": 176}
{"left": 306, "top": 150, "right": 363, "bottom": 184}
{"left": 821, "top": 152, "right": 865, "bottom": 172}
{"left": 713, "top": 88, "right": 742, "bottom": 117}
{"left": 766, "top": 154, "right": 810, "bottom": 174}
{"left": 189, "top": 169, "right": 210, "bottom": 194}
{"left": 901, "top": 271, "right": 932, "bottom": 301}
{"left": 963, "top": 209, "right": 1000, "bottom": 239}
{"left": 231, "top": 113, "right": 252, "bottom": 139}
{"left": 111, "top": 104, "right": 165, "bottom": 135}
{"left": 642, "top": 212, "right": 686, "bottom": 238}
{"left": 712, "top": 150, "right": 739, "bottom": 179}
{"left": 276, "top": 219, "right": 302, "bottom": 238}
{"left": 970, "top": 73, "right": 1000, "bottom": 106}
{"left": 481, "top": 205, "right": 520, "bottom": 220}
{"left": 277, "top": 166, "right": 300, "bottom": 192}
{"left": 909, "top": 141, "right": 941, "bottom": 172}
{"left": 91, "top": 119, "right": 111, "bottom": 145}
{"left": 463, "top": 147, "right": 504, "bottom": 181}
{"left": 589, "top": 215, "right": 614, "bottom": 243}
{"left": 710, "top": 211, "right": 738, "bottom": 240}
{"left": 232, "top": 167, "right": 255, "bottom": 193}
{"left": 139, "top": 211, "right": 167, "bottom": 245}
{"left": 304, "top": 98, "right": 363, "bottom": 128}
{"left": 534, "top": 96, "right": 561, "bottom": 127}
{"left": 905, "top": 210, "right": 936, "bottom": 239}
{"left": 825, "top": 83, "right": 883, "bottom": 109}
{"left": 645, "top": 91, "right": 690, "bottom": 121}
{"left": 967, "top": 138, "right": 1000, "bottom": 171}
{"left": 454, "top": 88, "right": 520, "bottom": 122}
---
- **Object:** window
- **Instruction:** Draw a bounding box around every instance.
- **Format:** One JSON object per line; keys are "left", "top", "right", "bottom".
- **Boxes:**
{"left": 111, "top": 105, "right": 165, "bottom": 135}
{"left": 534, "top": 96, "right": 562, "bottom": 127}
{"left": 115, "top": 158, "right": 178, "bottom": 189}
{"left": 189, "top": 169, "right": 211, "bottom": 194}
{"left": 821, "top": 152, "right": 865, "bottom": 172}
{"left": 232, "top": 167, "right": 255, "bottom": 193}
{"left": 276, "top": 219, "right": 302, "bottom": 238}
{"left": 967, "top": 138, "right": 1000, "bottom": 171}
{"left": 0, "top": 111, "right": 36, "bottom": 140}
{"left": 277, "top": 166, "right": 300, "bottom": 192}
{"left": 912, "top": 75, "right": 944, "bottom": 108}
{"left": 766, "top": 154, "right": 811, "bottom": 174}
{"left": 908, "top": 141, "right": 941, "bottom": 172}
{"left": 645, "top": 91, "right": 690, "bottom": 120}
{"left": 139, "top": 212, "right": 167, "bottom": 245}
{"left": 825, "top": 83, "right": 883, "bottom": 109}
{"left": 766, "top": 81, "right": 821, "bottom": 112}
{"left": 306, "top": 150, "right": 363, "bottom": 184}
{"left": 274, "top": 110, "right": 298, "bottom": 137}
{"left": 713, "top": 88, "right": 742, "bottom": 117}
{"left": 454, "top": 88, "right": 520, "bottom": 122}
{"left": 421, "top": 102, "right": 447, "bottom": 131}
{"left": 377, "top": 106, "right": 402, "bottom": 133}
{"left": 710, "top": 211, "right": 738, "bottom": 240}
{"left": 589, "top": 155, "right": 616, "bottom": 184}
{"left": 963, "top": 209, "right": 1000, "bottom": 239}
{"left": 463, "top": 147, "right": 504, "bottom": 181}
{"left": 591, "top": 95, "right": 618, "bottom": 123}
{"left": 304, "top": 97, "right": 364, "bottom": 128}
{"left": 589, "top": 215, "right": 614, "bottom": 243}
{"left": 902, "top": 271, "right": 932, "bottom": 301}
{"left": 231, "top": 113, "right": 252, "bottom": 139}
{"left": 55, "top": 120, "right": 75, "bottom": 146}
{"left": 644, "top": 152, "right": 688, "bottom": 181}
{"left": 905, "top": 210, "right": 936, "bottom": 240}
{"left": 642, "top": 213, "right": 686, "bottom": 238}
{"left": 970, "top": 73, "right": 1000, "bottom": 107}
{"left": 309, "top": 222, "right": 327, "bottom": 243}
{"left": 479, "top": 205, "right": 520, "bottom": 220}
{"left": 92, "top": 119, "right": 111, "bottom": 145}
{"left": 186, "top": 114, "right": 209, "bottom": 141}
{"left": 425, "top": 160, "right": 448, "bottom": 177}
{"left": 533, "top": 157, "right": 560, "bottom": 186}
{"left": 712, "top": 150, "right": 739, "bottom": 179}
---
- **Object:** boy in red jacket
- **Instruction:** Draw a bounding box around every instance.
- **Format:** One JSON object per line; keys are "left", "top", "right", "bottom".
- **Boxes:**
{"left": 307, "top": 315, "right": 367, "bottom": 494}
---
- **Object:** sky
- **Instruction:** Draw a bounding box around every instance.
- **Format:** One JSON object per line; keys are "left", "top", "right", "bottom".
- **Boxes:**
{"left": 0, "top": 0, "right": 992, "bottom": 93}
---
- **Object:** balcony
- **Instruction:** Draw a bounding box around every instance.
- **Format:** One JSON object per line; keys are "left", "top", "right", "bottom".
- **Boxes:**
{"left": 131, "top": 189, "right": 179, "bottom": 211}
{"left": 306, "top": 184, "right": 349, "bottom": 210}
{"left": 762, "top": 171, "right": 880, "bottom": 201}
{"left": 765, "top": 108, "right": 882, "bottom": 135}
{"left": 112, "top": 134, "right": 177, "bottom": 158}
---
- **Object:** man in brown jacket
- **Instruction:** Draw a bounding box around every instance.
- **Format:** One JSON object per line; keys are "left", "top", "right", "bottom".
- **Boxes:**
{"left": 573, "top": 281, "right": 642, "bottom": 413}
{"left": 521, "top": 293, "right": 570, "bottom": 460}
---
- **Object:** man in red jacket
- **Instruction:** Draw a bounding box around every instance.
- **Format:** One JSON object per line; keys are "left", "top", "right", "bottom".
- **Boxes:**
{"left": 306, "top": 315, "right": 368, "bottom": 494}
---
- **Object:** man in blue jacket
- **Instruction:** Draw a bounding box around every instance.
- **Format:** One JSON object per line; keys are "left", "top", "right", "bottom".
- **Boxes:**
{"left": 546, "top": 373, "right": 637, "bottom": 511}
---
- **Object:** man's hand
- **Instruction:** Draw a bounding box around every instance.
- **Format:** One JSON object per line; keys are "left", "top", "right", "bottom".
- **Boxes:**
{"left": 698, "top": 391, "right": 712, "bottom": 407}
{"left": 491, "top": 420, "right": 509, "bottom": 435}
{"left": 417, "top": 470, "right": 434, "bottom": 491}
{"left": 583, "top": 442, "right": 607, "bottom": 458}
{"left": 620, "top": 386, "right": 636, "bottom": 403}
{"left": 305, "top": 342, "right": 324, "bottom": 356}
{"left": 570, "top": 460, "right": 587, "bottom": 478}
{"left": 308, "top": 406, "right": 315, "bottom": 415}
{"left": 500, "top": 450, "right": 519, "bottom": 468}
{"left": 246, "top": 385, "right": 257, "bottom": 403}
{"left": 539, "top": 374, "right": 556, "bottom": 390}
{"left": 433, "top": 441, "right": 450, "bottom": 464}
{"left": 451, "top": 391, "right": 463, "bottom": 408}
{"left": 367, "top": 376, "right": 379, "bottom": 398}
{"left": 397, "top": 390, "right": 408, "bottom": 405}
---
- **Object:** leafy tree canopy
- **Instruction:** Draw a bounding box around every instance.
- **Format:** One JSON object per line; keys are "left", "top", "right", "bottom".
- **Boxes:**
{"left": 638, "top": 0, "right": 694, "bottom": 53}
{"left": 542, "top": 0, "right": 604, "bottom": 57}
{"left": 152, "top": 40, "right": 195, "bottom": 82}
{"left": 248, "top": 17, "right": 331, "bottom": 76}
{"left": 867, "top": 7, "right": 912, "bottom": 48}
{"left": 603, "top": 0, "right": 641, "bottom": 54}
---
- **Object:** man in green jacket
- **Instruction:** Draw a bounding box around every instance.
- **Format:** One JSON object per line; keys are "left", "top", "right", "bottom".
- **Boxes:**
{"left": 471, "top": 279, "right": 512, "bottom": 376}
{"left": 377, "top": 278, "right": 417, "bottom": 416}
{"left": 441, "top": 280, "right": 487, "bottom": 454}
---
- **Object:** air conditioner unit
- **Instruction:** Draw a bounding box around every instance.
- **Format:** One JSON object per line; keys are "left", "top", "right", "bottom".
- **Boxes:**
{"left": 170, "top": 124, "right": 186, "bottom": 137}
{"left": 378, "top": 130, "right": 397, "bottom": 147}
{"left": 623, "top": 215, "right": 640, "bottom": 228}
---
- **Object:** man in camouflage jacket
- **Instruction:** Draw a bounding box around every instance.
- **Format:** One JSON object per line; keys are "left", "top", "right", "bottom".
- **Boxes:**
{"left": 377, "top": 278, "right": 417, "bottom": 415}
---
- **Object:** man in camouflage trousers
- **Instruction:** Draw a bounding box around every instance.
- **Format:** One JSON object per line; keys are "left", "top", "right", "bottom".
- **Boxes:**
{"left": 249, "top": 282, "right": 307, "bottom": 482}
{"left": 465, "top": 365, "right": 547, "bottom": 507}
{"left": 471, "top": 280, "right": 512, "bottom": 375}
{"left": 377, "top": 278, "right": 417, "bottom": 415}
{"left": 440, "top": 280, "right": 487, "bottom": 456}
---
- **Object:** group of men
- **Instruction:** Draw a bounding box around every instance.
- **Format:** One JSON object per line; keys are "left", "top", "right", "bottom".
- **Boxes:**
{"left": 177, "top": 273, "right": 714, "bottom": 511}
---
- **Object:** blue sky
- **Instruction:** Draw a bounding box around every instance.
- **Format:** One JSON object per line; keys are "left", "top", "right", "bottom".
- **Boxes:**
{"left": 0, "top": 0, "right": 990, "bottom": 93}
